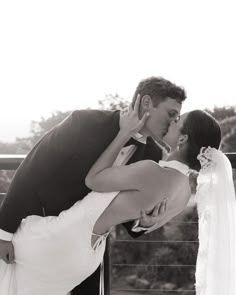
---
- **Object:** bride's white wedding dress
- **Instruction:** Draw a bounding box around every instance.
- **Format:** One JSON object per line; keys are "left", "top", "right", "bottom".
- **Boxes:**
{"left": 0, "top": 160, "right": 190, "bottom": 295}
{"left": 0, "top": 190, "right": 119, "bottom": 295}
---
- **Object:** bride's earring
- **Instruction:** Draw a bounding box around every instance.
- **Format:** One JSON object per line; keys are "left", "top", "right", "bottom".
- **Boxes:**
{"left": 176, "top": 145, "right": 180, "bottom": 152}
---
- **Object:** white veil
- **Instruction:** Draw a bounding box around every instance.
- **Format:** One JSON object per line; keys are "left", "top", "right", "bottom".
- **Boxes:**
{"left": 195, "top": 147, "right": 236, "bottom": 295}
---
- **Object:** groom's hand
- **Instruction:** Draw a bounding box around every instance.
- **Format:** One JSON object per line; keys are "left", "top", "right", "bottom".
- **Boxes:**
{"left": 139, "top": 198, "right": 168, "bottom": 228}
{"left": 0, "top": 239, "right": 15, "bottom": 264}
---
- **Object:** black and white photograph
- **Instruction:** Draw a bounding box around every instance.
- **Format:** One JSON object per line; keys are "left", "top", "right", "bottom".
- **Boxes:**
{"left": 0, "top": 1, "right": 236, "bottom": 294}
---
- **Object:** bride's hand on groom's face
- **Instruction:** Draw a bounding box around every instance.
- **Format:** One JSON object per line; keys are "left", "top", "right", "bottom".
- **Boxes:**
{"left": 120, "top": 94, "right": 150, "bottom": 136}
{"left": 139, "top": 198, "right": 168, "bottom": 229}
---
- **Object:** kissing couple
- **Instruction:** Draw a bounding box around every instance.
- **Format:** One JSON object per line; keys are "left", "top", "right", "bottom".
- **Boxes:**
{"left": 0, "top": 77, "right": 235, "bottom": 295}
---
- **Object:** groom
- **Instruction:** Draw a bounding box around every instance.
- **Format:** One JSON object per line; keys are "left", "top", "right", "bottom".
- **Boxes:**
{"left": 0, "top": 76, "right": 186, "bottom": 295}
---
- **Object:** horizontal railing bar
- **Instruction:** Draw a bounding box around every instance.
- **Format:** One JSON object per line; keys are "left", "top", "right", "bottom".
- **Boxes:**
{"left": 114, "top": 289, "right": 195, "bottom": 292}
{"left": 0, "top": 153, "right": 236, "bottom": 170}
{"left": 112, "top": 264, "right": 195, "bottom": 267}
{"left": 163, "top": 221, "right": 198, "bottom": 224}
{"left": 112, "top": 240, "right": 198, "bottom": 243}
{"left": 0, "top": 154, "right": 25, "bottom": 170}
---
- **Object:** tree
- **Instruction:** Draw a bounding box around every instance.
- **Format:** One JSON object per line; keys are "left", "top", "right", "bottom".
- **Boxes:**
{"left": 206, "top": 106, "right": 236, "bottom": 121}
{"left": 29, "top": 110, "right": 71, "bottom": 147}
{"left": 98, "top": 94, "right": 129, "bottom": 111}
{"left": 15, "top": 95, "right": 129, "bottom": 151}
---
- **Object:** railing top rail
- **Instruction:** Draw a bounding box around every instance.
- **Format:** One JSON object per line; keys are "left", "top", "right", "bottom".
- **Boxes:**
{"left": 0, "top": 153, "right": 236, "bottom": 169}
{"left": 0, "top": 154, "right": 26, "bottom": 158}
{"left": 0, "top": 154, "right": 26, "bottom": 170}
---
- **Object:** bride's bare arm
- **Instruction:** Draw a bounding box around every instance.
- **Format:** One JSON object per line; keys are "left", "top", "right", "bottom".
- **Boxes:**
{"left": 86, "top": 159, "right": 157, "bottom": 192}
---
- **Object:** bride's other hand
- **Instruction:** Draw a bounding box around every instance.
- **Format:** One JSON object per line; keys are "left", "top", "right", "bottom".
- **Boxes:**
{"left": 119, "top": 94, "right": 150, "bottom": 136}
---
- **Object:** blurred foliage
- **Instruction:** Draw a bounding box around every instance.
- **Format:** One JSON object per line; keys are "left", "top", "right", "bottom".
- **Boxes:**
{"left": 206, "top": 106, "right": 236, "bottom": 121}
{"left": 220, "top": 116, "right": 236, "bottom": 152}
{"left": 98, "top": 94, "right": 129, "bottom": 111}
{"left": 206, "top": 106, "right": 236, "bottom": 152}
{"left": 29, "top": 111, "right": 71, "bottom": 147}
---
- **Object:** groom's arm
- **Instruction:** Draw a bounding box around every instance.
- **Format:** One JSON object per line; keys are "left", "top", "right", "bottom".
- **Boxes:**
{"left": 0, "top": 110, "right": 120, "bottom": 234}
{"left": 0, "top": 111, "right": 91, "bottom": 234}
{"left": 0, "top": 112, "right": 81, "bottom": 233}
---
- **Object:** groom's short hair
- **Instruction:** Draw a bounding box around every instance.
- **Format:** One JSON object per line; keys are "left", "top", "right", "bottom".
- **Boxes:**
{"left": 133, "top": 76, "right": 186, "bottom": 107}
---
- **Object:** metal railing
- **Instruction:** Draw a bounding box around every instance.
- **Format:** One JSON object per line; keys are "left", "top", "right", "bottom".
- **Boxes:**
{"left": 0, "top": 154, "right": 25, "bottom": 170}
{"left": 0, "top": 153, "right": 235, "bottom": 170}
{"left": 0, "top": 153, "right": 236, "bottom": 295}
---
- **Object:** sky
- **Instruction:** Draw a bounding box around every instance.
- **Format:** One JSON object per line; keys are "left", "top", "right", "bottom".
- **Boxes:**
{"left": 0, "top": 0, "right": 236, "bottom": 142}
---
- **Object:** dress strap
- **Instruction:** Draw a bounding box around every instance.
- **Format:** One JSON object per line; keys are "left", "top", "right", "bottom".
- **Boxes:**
{"left": 92, "top": 231, "right": 110, "bottom": 251}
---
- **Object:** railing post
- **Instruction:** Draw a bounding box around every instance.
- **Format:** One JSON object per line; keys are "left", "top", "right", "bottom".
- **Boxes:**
{"left": 104, "top": 237, "right": 111, "bottom": 295}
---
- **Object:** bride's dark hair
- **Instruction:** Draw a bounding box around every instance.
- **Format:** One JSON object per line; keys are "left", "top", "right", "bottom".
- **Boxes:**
{"left": 181, "top": 110, "right": 221, "bottom": 171}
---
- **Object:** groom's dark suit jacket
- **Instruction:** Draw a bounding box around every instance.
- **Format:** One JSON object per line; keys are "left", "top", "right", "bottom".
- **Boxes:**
{"left": 0, "top": 110, "right": 162, "bottom": 295}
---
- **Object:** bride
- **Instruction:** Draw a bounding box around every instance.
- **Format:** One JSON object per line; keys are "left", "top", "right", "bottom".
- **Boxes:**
{"left": 0, "top": 97, "right": 235, "bottom": 295}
